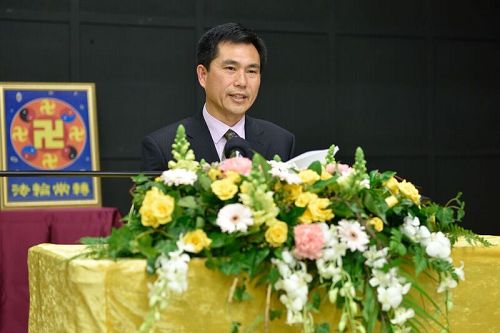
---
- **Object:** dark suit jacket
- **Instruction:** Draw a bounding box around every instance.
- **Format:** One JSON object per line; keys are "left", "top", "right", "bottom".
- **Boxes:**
{"left": 141, "top": 112, "right": 295, "bottom": 171}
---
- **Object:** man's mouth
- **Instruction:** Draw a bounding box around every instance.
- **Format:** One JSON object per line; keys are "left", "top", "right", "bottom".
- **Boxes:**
{"left": 229, "top": 93, "right": 247, "bottom": 102}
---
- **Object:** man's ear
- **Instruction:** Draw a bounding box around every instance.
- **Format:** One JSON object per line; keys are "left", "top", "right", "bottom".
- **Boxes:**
{"left": 196, "top": 64, "right": 208, "bottom": 88}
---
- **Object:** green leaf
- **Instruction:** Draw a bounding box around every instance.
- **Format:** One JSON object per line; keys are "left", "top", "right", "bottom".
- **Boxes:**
{"left": 233, "top": 283, "right": 253, "bottom": 302}
{"left": 308, "top": 161, "right": 323, "bottom": 175}
{"left": 362, "top": 284, "right": 378, "bottom": 333}
{"left": 315, "top": 323, "right": 331, "bottom": 333}
{"left": 412, "top": 245, "right": 428, "bottom": 275}
{"left": 362, "top": 189, "right": 387, "bottom": 221}
{"left": 307, "top": 292, "right": 321, "bottom": 312}
{"left": 269, "top": 309, "right": 282, "bottom": 321}
{"left": 177, "top": 196, "right": 197, "bottom": 208}
{"left": 230, "top": 321, "right": 241, "bottom": 333}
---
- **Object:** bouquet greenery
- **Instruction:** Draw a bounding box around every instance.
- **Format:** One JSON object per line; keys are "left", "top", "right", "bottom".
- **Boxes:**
{"left": 83, "top": 125, "right": 488, "bottom": 333}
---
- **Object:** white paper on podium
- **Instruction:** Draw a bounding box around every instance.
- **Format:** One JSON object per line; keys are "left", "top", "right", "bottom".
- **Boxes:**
{"left": 286, "top": 149, "right": 329, "bottom": 169}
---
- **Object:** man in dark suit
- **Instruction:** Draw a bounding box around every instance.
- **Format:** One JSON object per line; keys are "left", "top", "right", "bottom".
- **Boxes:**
{"left": 142, "top": 23, "right": 295, "bottom": 171}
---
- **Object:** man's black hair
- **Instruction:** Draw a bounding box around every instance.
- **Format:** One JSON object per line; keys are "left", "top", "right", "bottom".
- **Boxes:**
{"left": 196, "top": 22, "right": 267, "bottom": 72}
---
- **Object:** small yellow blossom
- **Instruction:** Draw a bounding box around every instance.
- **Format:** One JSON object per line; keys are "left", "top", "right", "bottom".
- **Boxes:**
{"left": 139, "top": 187, "right": 175, "bottom": 228}
{"left": 384, "top": 177, "right": 399, "bottom": 195}
{"left": 265, "top": 221, "right": 288, "bottom": 247}
{"left": 211, "top": 178, "right": 238, "bottom": 200}
{"left": 295, "top": 192, "right": 317, "bottom": 208}
{"left": 368, "top": 217, "right": 384, "bottom": 232}
{"left": 385, "top": 195, "right": 399, "bottom": 208}
{"left": 398, "top": 180, "right": 420, "bottom": 204}
{"left": 181, "top": 229, "right": 212, "bottom": 253}
{"left": 298, "top": 169, "right": 320, "bottom": 185}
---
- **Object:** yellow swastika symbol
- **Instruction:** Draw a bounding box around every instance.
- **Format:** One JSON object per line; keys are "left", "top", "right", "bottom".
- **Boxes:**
{"left": 39, "top": 99, "right": 56, "bottom": 115}
{"left": 33, "top": 119, "right": 64, "bottom": 149}
{"left": 12, "top": 126, "right": 28, "bottom": 142}
{"left": 69, "top": 126, "right": 85, "bottom": 142}
{"left": 42, "top": 153, "right": 58, "bottom": 169}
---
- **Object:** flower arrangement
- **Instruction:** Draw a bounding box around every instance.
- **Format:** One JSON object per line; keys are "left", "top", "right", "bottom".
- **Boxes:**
{"left": 83, "top": 125, "right": 488, "bottom": 333}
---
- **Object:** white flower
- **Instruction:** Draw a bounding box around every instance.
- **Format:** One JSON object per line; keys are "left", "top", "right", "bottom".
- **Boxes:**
{"left": 268, "top": 160, "right": 302, "bottom": 184}
{"left": 423, "top": 232, "right": 451, "bottom": 259}
{"left": 160, "top": 169, "right": 197, "bottom": 186}
{"left": 363, "top": 246, "right": 389, "bottom": 268}
{"left": 216, "top": 203, "right": 253, "bottom": 233}
{"left": 359, "top": 178, "right": 370, "bottom": 189}
{"left": 377, "top": 285, "right": 404, "bottom": 311}
{"left": 337, "top": 219, "right": 370, "bottom": 252}
{"left": 437, "top": 275, "right": 458, "bottom": 293}
{"left": 154, "top": 250, "right": 190, "bottom": 295}
{"left": 390, "top": 307, "right": 415, "bottom": 325}
{"left": 401, "top": 215, "right": 420, "bottom": 241}
{"left": 454, "top": 262, "right": 465, "bottom": 281}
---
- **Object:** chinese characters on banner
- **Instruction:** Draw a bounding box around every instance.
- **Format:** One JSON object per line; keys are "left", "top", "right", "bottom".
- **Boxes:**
{"left": 1, "top": 83, "right": 101, "bottom": 208}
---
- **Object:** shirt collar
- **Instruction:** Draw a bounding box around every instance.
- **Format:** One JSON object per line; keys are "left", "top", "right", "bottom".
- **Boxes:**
{"left": 202, "top": 105, "right": 246, "bottom": 144}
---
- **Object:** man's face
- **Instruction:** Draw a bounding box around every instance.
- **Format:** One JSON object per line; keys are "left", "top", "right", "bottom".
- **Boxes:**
{"left": 197, "top": 42, "right": 261, "bottom": 126}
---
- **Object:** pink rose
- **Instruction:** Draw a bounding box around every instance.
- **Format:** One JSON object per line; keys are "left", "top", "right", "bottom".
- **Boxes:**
{"left": 293, "top": 224, "right": 325, "bottom": 260}
{"left": 220, "top": 157, "right": 252, "bottom": 176}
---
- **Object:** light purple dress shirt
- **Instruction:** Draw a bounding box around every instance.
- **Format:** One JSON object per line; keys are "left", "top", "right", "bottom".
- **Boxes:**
{"left": 202, "top": 105, "right": 246, "bottom": 161}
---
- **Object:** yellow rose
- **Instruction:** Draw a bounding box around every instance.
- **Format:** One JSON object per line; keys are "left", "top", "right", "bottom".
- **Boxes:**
{"left": 398, "top": 180, "right": 420, "bottom": 204}
{"left": 283, "top": 184, "right": 302, "bottom": 202}
{"left": 295, "top": 192, "right": 317, "bottom": 208}
{"left": 385, "top": 195, "right": 399, "bottom": 208}
{"left": 208, "top": 168, "right": 222, "bottom": 181}
{"left": 181, "top": 229, "right": 212, "bottom": 253}
{"left": 224, "top": 171, "right": 241, "bottom": 184}
{"left": 211, "top": 179, "right": 238, "bottom": 200}
{"left": 298, "top": 209, "right": 314, "bottom": 224}
{"left": 384, "top": 177, "right": 399, "bottom": 195}
{"left": 139, "top": 187, "right": 175, "bottom": 228}
{"left": 368, "top": 217, "right": 384, "bottom": 232}
{"left": 298, "top": 169, "right": 320, "bottom": 185}
{"left": 265, "top": 221, "right": 288, "bottom": 247}
{"left": 308, "top": 197, "right": 334, "bottom": 222}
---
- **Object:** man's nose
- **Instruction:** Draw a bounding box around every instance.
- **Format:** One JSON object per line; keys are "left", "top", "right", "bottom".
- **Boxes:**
{"left": 233, "top": 70, "right": 247, "bottom": 87}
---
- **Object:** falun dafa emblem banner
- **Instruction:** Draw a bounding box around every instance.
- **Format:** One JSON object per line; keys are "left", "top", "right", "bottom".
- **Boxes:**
{"left": 0, "top": 82, "right": 101, "bottom": 209}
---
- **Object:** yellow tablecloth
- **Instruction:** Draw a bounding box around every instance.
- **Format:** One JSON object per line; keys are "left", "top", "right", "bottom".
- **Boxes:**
{"left": 28, "top": 237, "right": 500, "bottom": 333}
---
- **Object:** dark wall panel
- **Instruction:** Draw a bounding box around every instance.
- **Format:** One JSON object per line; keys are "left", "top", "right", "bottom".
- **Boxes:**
{"left": 79, "top": 25, "right": 196, "bottom": 159}
{"left": 251, "top": 32, "right": 331, "bottom": 154}
{"left": 434, "top": 40, "right": 500, "bottom": 154}
{"left": 436, "top": 157, "right": 500, "bottom": 235}
{"left": 0, "top": 21, "right": 70, "bottom": 81}
{"left": 335, "top": 0, "right": 425, "bottom": 35}
{"left": 335, "top": 36, "right": 427, "bottom": 155}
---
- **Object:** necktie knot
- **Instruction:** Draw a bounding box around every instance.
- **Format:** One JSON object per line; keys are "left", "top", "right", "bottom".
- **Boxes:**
{"left": 224, "top": 129, "right": 239, "bottom": 141}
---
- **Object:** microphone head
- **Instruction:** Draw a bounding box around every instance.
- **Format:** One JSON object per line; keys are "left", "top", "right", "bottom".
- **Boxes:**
{"left": 224, "top": 137, "right": 253, "bottom": 159}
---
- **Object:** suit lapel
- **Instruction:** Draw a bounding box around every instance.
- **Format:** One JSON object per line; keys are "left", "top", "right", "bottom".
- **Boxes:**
{"left": 184, "top": 113, "right": 220, "bottom": 163}
{"left": 245, "top": 116, "right": 267, "bottom": 157}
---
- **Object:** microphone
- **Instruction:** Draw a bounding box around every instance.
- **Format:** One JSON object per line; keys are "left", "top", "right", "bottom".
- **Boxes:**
{"left": 223, "top": 137, "right": 253, "bottom": 159}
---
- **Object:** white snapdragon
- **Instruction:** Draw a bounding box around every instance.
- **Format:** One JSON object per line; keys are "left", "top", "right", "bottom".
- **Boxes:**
{"left": 272, "top": 250, "right": 312, "bottom": 324}
{"left": 268, "top": 160, "right": 302, "bottom": 184}
{"left": 155, "top": 250, "right": 190, "bottom": 294}
{"left": 316, "top": 224, "right": 346, "bottom": 282}
{"left": 160, "top": 169, "right": 197, "bottom": 186}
